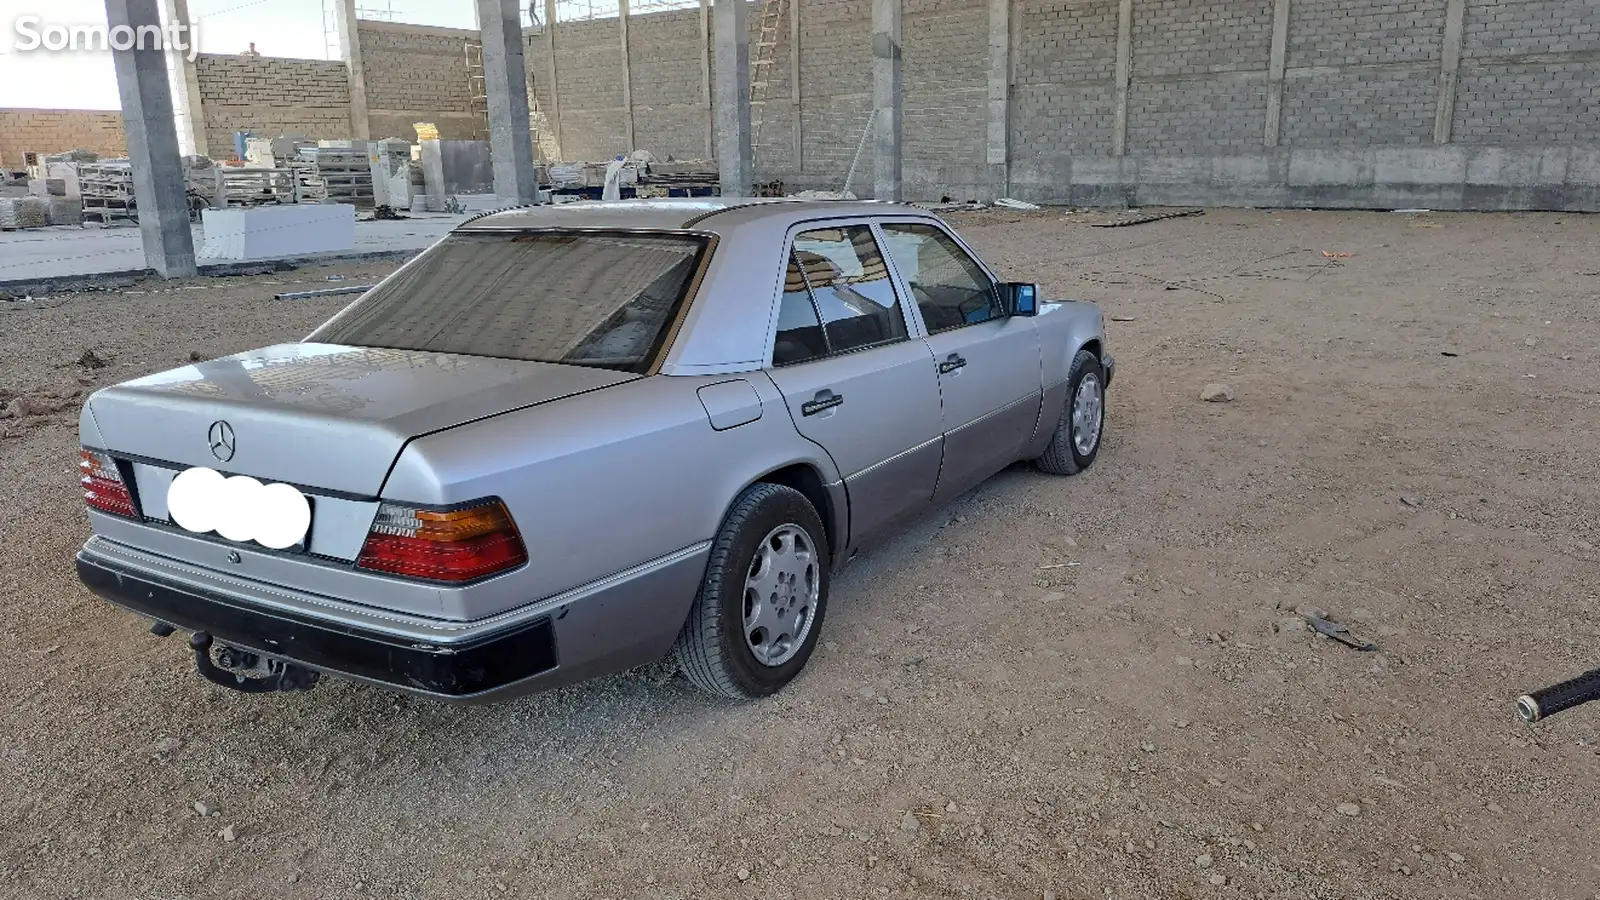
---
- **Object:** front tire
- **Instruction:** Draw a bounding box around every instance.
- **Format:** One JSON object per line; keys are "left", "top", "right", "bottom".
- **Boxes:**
{"left": 1035, "top": 348, "right": 1106, "bottom": 476}
{"left": 674, "top": 483, "right": 830, "bottom": 699}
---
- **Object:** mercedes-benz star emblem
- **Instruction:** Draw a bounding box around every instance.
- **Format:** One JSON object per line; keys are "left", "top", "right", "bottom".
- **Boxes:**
{"left": 207, "top": 420, "right": 236, "bottom": 463}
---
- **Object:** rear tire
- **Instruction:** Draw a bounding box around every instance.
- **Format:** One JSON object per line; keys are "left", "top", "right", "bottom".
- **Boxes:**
{"left": 674, "top": 483, "right": 830, "bottom": 699}
{"left": 1035, "top": 348, "right": 1106, "bottom": 476}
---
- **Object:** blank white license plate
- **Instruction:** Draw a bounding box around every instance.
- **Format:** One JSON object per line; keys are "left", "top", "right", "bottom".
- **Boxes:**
{"left": 165, "top": 467, "right": 313, "bottom": 551}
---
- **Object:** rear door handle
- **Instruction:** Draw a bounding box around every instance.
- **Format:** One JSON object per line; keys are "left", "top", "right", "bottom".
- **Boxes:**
{"left": 801, "top": 392, "right": 845, "bottom": 417}
{"left": 938, "top": 354, "right": 967, "bottom": 375}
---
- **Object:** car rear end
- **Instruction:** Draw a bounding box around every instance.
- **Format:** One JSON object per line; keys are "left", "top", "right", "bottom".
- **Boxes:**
{"left": 75, "top": 224, "right": 715, "bottom": 701}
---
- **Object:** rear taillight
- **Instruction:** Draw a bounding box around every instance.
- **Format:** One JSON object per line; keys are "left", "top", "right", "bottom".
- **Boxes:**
{"left": 80, "top": 449, "right": 136, "bottom": 518}
{"left": 355, "top": 499, "right": 527, "bottom": 583}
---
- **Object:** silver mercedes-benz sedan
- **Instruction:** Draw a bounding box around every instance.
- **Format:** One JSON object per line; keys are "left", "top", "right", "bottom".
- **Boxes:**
{"left": 74, "top": 199, "right": 1115, "bottom": 702}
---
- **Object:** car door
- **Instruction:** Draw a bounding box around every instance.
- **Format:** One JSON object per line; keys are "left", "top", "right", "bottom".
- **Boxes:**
{"left": 764, "top": 223, "right": 944, "bottom": 549}
{"left": 877, "top": 220, "right": 1042, "bottom": 503}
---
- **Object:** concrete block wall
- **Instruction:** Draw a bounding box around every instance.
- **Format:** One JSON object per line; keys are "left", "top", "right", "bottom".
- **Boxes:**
{"left": 196, "top": 54, "right": 354, "bottom": 156}
{"left": 1455, "top": 0, "right": 1600, "bottom": 144}
{"left": 359, "top": 21, "right": 483, "bottom": 141}
{"left": 551, "top": 17, "right": 631, "bottom": 162}
{"left": 795, "top": 0, "right": 872, "bottom": 186}
{"left": 27, "top": 0, "right": 1589, "bottom": 208}
{"left": 1005, "top": 0, "right": 1600, "bottom": 209}
{"left": 901, "top": 0, "right": 989, "bottom": 199}
{"left": 628, "top": 8, "right": 711, "bottom": 160}
{"left": 0, "top": 109, "right": 127, "bottom": 167}
{"left": 510, "top": 0, "right": 1596, "bottom": 206}
{"left": 1012, "top": 0, "right": 1118, "bottom": 167}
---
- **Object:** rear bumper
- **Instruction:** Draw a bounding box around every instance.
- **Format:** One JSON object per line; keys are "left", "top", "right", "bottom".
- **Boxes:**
{"left": 76, "top": 536, "right": 708, "bottom": 702}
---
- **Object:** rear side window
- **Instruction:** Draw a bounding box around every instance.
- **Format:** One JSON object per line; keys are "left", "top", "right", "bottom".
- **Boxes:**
{"left": 773, "top": 257, "right": 828, "bottom": 366}
{"left": 308, "top": 231, "right": 707, "bottom": 374}
{"left": 772, "top": 225, "right": 908, "bottom": 366}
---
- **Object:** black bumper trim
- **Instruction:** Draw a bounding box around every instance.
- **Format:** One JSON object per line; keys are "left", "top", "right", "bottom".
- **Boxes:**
{"left": 76, "top": 553, "right": 557, "bottom": 697}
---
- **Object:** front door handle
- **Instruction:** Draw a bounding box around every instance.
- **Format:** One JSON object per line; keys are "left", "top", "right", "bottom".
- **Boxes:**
{"left": 938, "top": 354, "right": 967, "bottom": 375}
{"left": 801, "top": 391, "right": 845, "bottom": 417}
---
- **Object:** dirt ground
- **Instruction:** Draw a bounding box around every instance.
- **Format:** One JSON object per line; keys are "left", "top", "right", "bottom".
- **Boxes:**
{"left": 1, "top": 208, "right": 1598, "bottom": 900}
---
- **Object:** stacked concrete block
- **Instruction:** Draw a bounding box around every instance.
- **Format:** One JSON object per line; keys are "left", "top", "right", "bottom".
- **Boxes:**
{"left": 0, "top": 197, "right": 50, "bottom": 229}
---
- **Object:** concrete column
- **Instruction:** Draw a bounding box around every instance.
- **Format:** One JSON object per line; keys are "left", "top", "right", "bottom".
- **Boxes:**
{"left": 1434, "top": 0, "right": 1466, "bottom": 143}
{"left": 871, "top": 0, "right": 902, "bottom": 201}
{"left": 333, "top": 0, "right": 372, "bottom": 140}
{"left": 1263, "top": 0, "right": 1290, "bottom": 147}
{"left": 159, "top": 0, "right": 207, "bottom": 157}
{"left": 985, "top": 0, "right": 1010, "bottom": 200}
{"left": 477, "top": 0, "right": 540, "bottom": 204}
{"left": 1111, "top": 0, "right": 1132, "bottom": 156}
{"left": 713, "top": 0, "right": 753, "bottom": 196}
{"left": 619, "top": 0, "right": 636, "bottom": 152}
{"left": 544, "top": 0, "right": 564, "bottom": 159}
{"left": 790, "top": 0, "right": 803, "bottom": 174}
{"left": 105, "top": 0, "right": 196, "bottom": 278}
{"left": 700, "top": 0, "right": 715, "bottom": 162}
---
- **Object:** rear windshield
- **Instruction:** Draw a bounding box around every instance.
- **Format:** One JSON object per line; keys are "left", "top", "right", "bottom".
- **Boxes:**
{"left": 308, "top": 230, "right": 708, "bottom": 373}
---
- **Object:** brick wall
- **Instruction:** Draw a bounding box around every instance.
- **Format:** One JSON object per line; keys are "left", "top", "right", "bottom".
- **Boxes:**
{"left": 196, "top": 54, "right": 354, "bottom": 156}
{"left": 552, "top": 18, "right": 631, "bottom": 162}
{"left": 628, "top": 8, "right": 710, "bottom": 161}
{"left": 359, "top": 21, "right": 484, "bottom": 141}
{"left": 902, "top": 0, "right": 989, "bottom": 199}
{"left": 0, "top": 109, "right": 126, "bottom": 167}
{"left": 795, "top": 0, "right": 872, "bottom": 186}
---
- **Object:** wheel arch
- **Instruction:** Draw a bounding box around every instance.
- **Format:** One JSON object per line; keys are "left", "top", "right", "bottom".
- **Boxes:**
{"left": 745, "top": 462, "right": 842, "bottom": 563}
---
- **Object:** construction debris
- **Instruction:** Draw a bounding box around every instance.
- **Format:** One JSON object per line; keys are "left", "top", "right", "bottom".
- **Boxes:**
{"left": 274, "top": 285, "right": 374, "bottom": 301}
{"left": 1091, "top": 208, "right": 1204, "bottom": 228}
{"left": 995, "top": 198, "right": 1042, "bottom": 211}
{"left": 793, "top": 190, "right": 859, "bottom": 201}
{"left": 910, "top": 200, "right": 983, "bottom": 212}
{"left": 1303, "top": 615, "right": 1380, "bottom": 652}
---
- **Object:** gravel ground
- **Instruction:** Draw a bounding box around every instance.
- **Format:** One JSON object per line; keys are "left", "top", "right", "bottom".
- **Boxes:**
{"left": 1, "top": 211, "right": 1598, "bottom": 900}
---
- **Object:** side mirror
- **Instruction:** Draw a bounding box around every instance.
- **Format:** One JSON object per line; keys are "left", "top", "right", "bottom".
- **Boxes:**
{"left": 999, "top": 282, "right": 1038, "bottom": 317}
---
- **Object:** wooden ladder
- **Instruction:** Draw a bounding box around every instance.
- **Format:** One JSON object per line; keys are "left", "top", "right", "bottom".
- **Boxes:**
{"left": 464, "top": 38, "right": 489, "bottom": 140}
{"left": 749, "top": 0, "right": 789, "bottom": 156}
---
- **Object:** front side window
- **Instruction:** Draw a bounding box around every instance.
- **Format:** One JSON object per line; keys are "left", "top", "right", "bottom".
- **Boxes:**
{"left": 308, "top": 231, "right": 707, "bottom": 374}
{"left": 879, "top": 223, "right": 999, "bottom": 334}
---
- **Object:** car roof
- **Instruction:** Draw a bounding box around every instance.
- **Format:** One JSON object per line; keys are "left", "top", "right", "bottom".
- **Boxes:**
{"left": 448, "top": 197, "right": 958, "bottom": 376}
{"left": 453, "top": 197, "right": 928, "bottom": 234}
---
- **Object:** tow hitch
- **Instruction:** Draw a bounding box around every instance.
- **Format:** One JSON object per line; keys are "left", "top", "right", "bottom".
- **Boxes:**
{"left": 152, "top": 621, "right": 321, "bottom": 694}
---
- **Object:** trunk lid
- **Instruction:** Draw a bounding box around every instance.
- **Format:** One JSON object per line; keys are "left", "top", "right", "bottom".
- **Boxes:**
{"left": 85, "top": 342, "right": 637, "bottom": 497}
